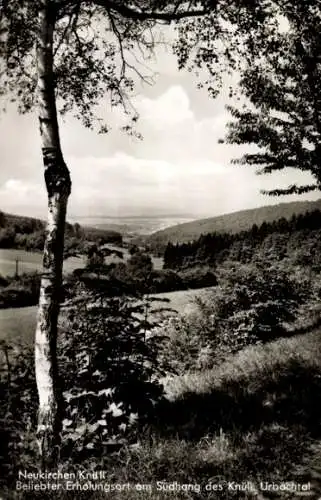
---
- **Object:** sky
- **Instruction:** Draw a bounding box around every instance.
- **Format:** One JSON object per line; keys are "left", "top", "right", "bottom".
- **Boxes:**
{"left": 0, "top": 30, "right": 319, "bottom": 220}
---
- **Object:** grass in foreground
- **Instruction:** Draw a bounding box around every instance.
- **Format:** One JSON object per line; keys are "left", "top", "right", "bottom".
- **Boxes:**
{"left": 3, "top": 329, "right": 321, "bottom": 499}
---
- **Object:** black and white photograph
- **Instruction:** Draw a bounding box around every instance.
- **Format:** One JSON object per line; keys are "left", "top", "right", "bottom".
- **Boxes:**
{"left": 1, "top": 0, "right": 321, "bottom": 498}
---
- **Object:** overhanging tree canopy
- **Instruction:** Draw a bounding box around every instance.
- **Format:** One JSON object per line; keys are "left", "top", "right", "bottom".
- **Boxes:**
{"left": 221, "top": 1, "right": 321, "bottom": 196}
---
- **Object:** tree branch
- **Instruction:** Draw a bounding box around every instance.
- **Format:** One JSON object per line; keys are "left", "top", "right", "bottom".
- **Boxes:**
{"left": 261, "top": 184, "right": 319, "bottom": 196}
{"left": 90, "top": 0, "right": 211, "bottom": 22}
{"left": 54, "top": 1, "right": 82, "bottom": 56}
{"left": 108, "top": 12, "right": 156, "bottom": 85}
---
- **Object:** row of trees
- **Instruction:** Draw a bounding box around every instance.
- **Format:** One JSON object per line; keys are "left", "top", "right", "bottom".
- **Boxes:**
{"left": 163, "top": 209, "right": 321, "bottom": 269}
{"left": 81, "top": 246, "right": 217, "bottom": 294}
{"left": 0, "top": 213, "right": 122, "bottom": 252}
{"left": 2, "top": 0, "right": 321, "bottom": 469}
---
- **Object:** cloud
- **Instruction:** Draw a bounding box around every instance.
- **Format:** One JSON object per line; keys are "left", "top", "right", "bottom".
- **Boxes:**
{"left": 66, "top": 153, "right": 227, "bottom": 216}
{"left": 0, "top": 84, "right": 319, "bottom": 219}
{"left": 138, "top": 85, "right": 194, "bottom": 126}
{"left": 0, "top": 179, "right": 46, "bottom": 216}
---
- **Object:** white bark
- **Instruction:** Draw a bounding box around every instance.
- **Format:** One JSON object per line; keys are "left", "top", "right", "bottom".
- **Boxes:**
{"left": 35, "top": 0, "right": 71, "bottom": 468}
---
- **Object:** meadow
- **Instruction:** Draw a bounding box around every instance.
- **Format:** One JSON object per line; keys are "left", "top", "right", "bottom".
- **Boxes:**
{"left": 0, "top": 249, "right": 85, "bottom": 277}
{"left": 0, "top": 287, "right": 211, "bottom": 345}
{"left": 0, "top": 245, "right": 166, "bottom": 342}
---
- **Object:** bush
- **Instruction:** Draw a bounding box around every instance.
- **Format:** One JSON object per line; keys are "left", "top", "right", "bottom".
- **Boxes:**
{"left": 0, "top": 274, "right": 8, "bottom": 287}
{"left": 159, "top": 263, "right": 310, "bottom": 373}
{"left": 150, "top": 269, "right": 185, "bottom": 293}
{"left": 0, "top": 211, "right": 6, "bottom": 227}
{"left": 127, "top": 251, "right": 153, "bottom": 280}
{"left": 0, "top": 227, "right": 16, "bottom": 248}
{"left": 179, "top": 267, "right": 217, "bottom": 289}
{"left": 25, "top": 230, "right": 45, "bottom": 251}
{"left": 0, "top": 272, "right": 41, "bottom": 308}
{"left": 58, "top": 286, "right": 168, "bottom": 459}
{"left": 0, "top": 287, "right": 169, "bottom": 484}
{"left": 0, "top": 342, "right": 38, "bottom": 487}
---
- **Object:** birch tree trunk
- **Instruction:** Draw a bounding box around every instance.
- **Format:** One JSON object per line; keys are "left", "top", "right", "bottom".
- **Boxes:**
{"left": 35, "top": 0, "right": 71, "bottom": 468}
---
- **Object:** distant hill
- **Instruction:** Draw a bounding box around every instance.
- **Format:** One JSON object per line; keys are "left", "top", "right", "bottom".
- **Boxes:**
{"left": 69, "top": 215, "right": 194, "bottom": 236}
{"left": 147, "top": 198, "right": 321, "bottom": 248}
{"left": 0, "top": 210, "right": 122, "bottom": 251}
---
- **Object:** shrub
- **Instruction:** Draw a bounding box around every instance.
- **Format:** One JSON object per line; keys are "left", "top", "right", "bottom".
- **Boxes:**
{"left": 0, "top": 211, "right": 6, "bottom": 227}
{"left": 0, "top": 274, "right": 8, "bottom": 287}
{"left": 150, "top": 269, "right": 185, "bottom": 293}
{"left": 0, "top": 342, "right": 38, "bottom": 488}
{"left": 0, "top": 272, "right": 41, "bottom": 308}
{"left": 0, "top": 227, "right": 16, "bottom": 248}
{"left": 25, "top": 230, "right": 45, "bottom": 251}
{"left": 179, "top": 267, "right": 217, "bottom": 289}
{"left": 127, "top": 251, "right": 153, "bottom": 280}
{"left": 0, "top": 286, "right": 169, "bottom": 484}
{"left": 159, "top": 263, "right": 310, "bottom": 373}
{"left": 58, "top": 286, "right": 168, "bottom": 459}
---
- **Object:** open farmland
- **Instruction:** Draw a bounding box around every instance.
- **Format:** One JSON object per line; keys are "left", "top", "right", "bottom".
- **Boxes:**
{"left": 0, "top": 249, "right": 85, "bottom": 277}
{"left": 0, "top": 287, "right": 209, "bottom": 345}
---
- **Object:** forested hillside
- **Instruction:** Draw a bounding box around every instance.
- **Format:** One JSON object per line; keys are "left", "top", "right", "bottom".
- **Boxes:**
{"left": 163, "top": 209, "right": 321, "bottom": 271}
{"left": 0, "top": 210, "right": 122, "bottom": 252}
{"left": 148, "top": 198, "right": 321, "bottom": 251}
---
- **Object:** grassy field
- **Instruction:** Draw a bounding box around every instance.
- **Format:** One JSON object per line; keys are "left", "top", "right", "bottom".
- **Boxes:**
{"left": 0, "top": 249, "right": 85, "bottom": 277}
{"left": 0, "top": 287, "right": 200, "bottom": 345}
{"left": 0, "top": 306, "right": 37, "bottom": 345}
{"left": 0, "top": 247, "right": 165, "bottom": 342}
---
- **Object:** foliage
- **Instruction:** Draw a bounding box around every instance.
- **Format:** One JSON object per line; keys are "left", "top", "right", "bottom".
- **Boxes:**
{"left": 2, "top": 327, "right": 321, "bottom": 498}
{"left": 0, "top": 274, "right": 8, "bottom": 287}
{"left": 1, "top": 263, "right": 321, "bottom": 497}
{"left": 0, "top": 342, "right": 38, "bottom": 487}
{"left": 1, "top": 0, "right": 291, "bottom": 132}
{"left": 0, "top": 227, "right": 16, "bottom": 248}
{"left": 163, "top": 209, "right": 321, "bottom": 270}
{"left": 150, "top": 269, "right": 185, "bottom": 293}
{"left": 0, "top": 211, "right": 6, "bottom": 227}
{"left": 177, "top": 267, "right": 217, "bottom": 289}
{"left": 0, "top": 211, "right": 122, "bottom": 252}
{"left": 160, "top": 263, "right": 310, "bottom": 373}
{"left": 222, "top": 2, "right": 321, "bottom": 196}
{"left": 85, "top": 245, "right": 106, "bottom": 270}
{"left": 0, "top": 289, "right": 170, "bottom": 484}
{"left": 57, "top": 286, "right": 168, "bottom": 460}
{"left": 76, "top": 248, "right": 218, "bottom": 296}
{"left": 0, "top": 272, "right": 41, "bottom": 308}
{"left": 148, "top": 200, "right": 321, "bottom": 252}
{"left": 210, "top": 263, "right": 309, "bottom": 342}
{"left": 127, "top": 251, "right": 153, "bottom": 281}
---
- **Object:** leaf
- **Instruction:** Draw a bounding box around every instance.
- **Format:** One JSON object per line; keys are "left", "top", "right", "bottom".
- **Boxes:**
{"left": 62, "top": 419, "right": 73, "bottom": 427}
{"left": 75, "top": 424, "right": 87, "bottom": 435}
{"left": 106, "top": 402, "right": 123, "bottom": 417}
{"left": 97, "top": 419, "right": 108, "bottom": 426}
{"left": 98, "top": 388, "right": 114, "bottom": 397}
